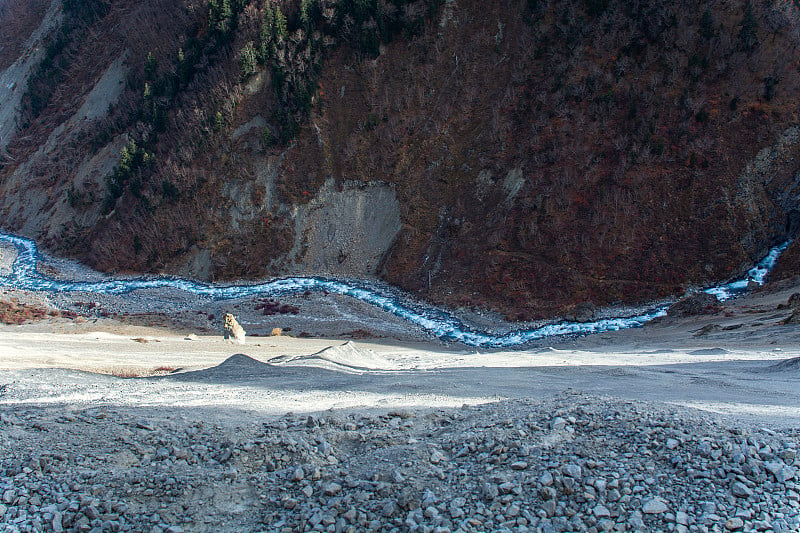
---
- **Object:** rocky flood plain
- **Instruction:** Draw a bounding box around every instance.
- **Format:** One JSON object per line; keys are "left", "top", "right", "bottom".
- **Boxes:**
{"left": 1, "top": 393, "right": 798, "bottom": 533}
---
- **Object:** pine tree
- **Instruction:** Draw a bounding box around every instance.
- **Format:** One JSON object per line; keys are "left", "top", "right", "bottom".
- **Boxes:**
{"left": 274, "top": 5, "right": 288, "bottom": 43}
{"left": 258, "top": 3, "right": 275, "bottom": 62}
{"left": 699, "top": 8, "right": 714, "bottom": 39}
{"left": 738, "top": 1, "right": 758, "bottom": 51}
{"left": 239, "top": 41, "right": 258, "bottom": 78}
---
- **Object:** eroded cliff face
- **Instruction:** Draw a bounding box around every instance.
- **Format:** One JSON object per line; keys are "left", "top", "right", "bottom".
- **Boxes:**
{"left": 1, "top": 0, "right": 800, "bottom": 319}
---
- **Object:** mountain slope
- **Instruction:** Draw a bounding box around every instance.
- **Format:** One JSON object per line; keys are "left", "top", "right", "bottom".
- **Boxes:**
{"left": 1, "top": 0, "right": 800, "bottom": 319}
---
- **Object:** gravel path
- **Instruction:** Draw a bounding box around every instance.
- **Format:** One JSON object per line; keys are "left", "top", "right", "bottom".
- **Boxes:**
{"left": 2, "top": 394, "right": 798, "bottom": 533}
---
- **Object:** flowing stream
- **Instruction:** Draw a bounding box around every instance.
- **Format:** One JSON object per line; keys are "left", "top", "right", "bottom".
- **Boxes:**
{"left": 0, "top": 232, "right": 791, "bottom": 347}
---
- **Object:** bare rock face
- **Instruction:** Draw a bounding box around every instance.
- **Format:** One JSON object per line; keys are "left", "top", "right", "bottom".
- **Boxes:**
{"left": 667, "top": 293, "right": 722, "bottom": 318}
{"left": 223, "top": 313, "right": 246, "bottom": 344}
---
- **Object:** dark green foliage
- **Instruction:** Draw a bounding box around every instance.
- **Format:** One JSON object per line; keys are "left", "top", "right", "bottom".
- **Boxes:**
{"left": 63, "top": 0, "right": 109, "bottom": 23}
{"left": 274, "top": 5, "right": 288, "bottom": 42}
{"left": 161, "top": 180, "right": 180, "bottom": 203}
{"left": 258, "top": 4, "right": 276, "bottom": 62}
{"left": 145, "top": 52, "right": 158, "bottom": 79}
{"left": 699, "top": 8, "right": 714, "bottom": 39}
{"left": 584, "top": 0, "right": 608, "bottom": 17}
{"left": 208, "top": 0, "right": 234, "bottom": 35}
{"left": 764, "top": 76, "right": 777, "bottom": 101}
{"left": 738, "top": 1, "right": 758, "bottom": 51}
{"left": 300, "top": 0, "right": 320, "bottom": 28}
{"left": 239, "top": 41, "right": 258, "bottom": 79}
{"left": 258, "top": 0, "right": 445, "bottom": 144}
{"left": 104, "top": 140, "right": 153, "bottom": 213}
{"left": 214, "top": 111, "right": 226, "bottom": 131}
{"left": 19, "top": 0, "right": 110, "bottom": 125}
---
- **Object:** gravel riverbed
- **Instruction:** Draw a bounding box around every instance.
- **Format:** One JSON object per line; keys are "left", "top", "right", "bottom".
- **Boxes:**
{"left": 2, "top": 393, "right": 798, "bottom": 533}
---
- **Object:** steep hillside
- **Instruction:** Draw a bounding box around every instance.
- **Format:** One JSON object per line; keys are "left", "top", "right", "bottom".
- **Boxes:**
{"left": 1, "top": 0, "right": 800, "bottom": 320}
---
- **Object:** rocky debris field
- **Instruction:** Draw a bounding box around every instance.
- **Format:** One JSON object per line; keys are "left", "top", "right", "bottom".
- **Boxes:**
{"left": 1, "top": 394, "right": 798, "bottom": 533}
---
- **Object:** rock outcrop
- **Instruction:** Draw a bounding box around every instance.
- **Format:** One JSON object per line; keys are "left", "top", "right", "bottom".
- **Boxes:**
{"left": 667, "top": 293, "right": 723, "bottom": 318}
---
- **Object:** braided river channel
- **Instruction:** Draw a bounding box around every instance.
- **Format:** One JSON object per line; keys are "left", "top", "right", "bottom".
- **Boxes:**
{"left": 0, "top": 232, "right": 791, "bottom": 348}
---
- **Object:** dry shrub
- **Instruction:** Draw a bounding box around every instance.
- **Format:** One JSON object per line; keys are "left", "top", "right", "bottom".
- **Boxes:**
{"left": 0, "top": 299, "right": 59, "bottom": 325}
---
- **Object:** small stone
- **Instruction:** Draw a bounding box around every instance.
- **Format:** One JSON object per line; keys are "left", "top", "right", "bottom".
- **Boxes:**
{"left": 540, "top": 471, "right": 554, "bottom": 486}
{"left": 323, "top": 483, "right": 342, "bottom": 496}
{"left": 165, "top": 527, "right": 184, "bottom": 533}
{"left": 550, "top": 417, "right": 567, "bottom": 430}
{"left": 562, "top": 464, "right": 582, "bottom": 478}
{"left": 752, "top": 519, "right": 772, "bottom": 531}
{"left": 281, "top": 498, "right": 297, "bottom": 510}
{"left": 481, "top": 483, "right": 499, "bottom": 500}
{"left": 629, "top": 512, "right": 646, "bottom": 530}
{"left": 665, "top": 438, "right": 680, "bottom": 450}
{"left": 542, "top": 499, "right": 556, "bottom": 517}
{"left": 676, "top": 511, "right": 689, "bottom": 525}
{"left": 292, "top": 467, "right": 304, "bottom": 482}
{"left": 423, "top": 506, "right": 439, "bottom": 519}
{"left": 725, "top": 517, "right": 744, "bottom": 530}
{"left": 382, "top": 501, "right": 398, "bottom": 518}
{"left": 540, "top": 487, "right": 556, "bottom": 500}
{"left": 597, "top": 519, "right": 615, "bottom": 532}
{"left": 449, "top": 503, "right": 464, "bottom": 519}
{"left": 430, "top": 450, "right": 447, "bottom": 464}
{"left": 766, "top": 462, "right": 796, "bottom": 483}
{"left": 731, "top": 481, "right": 753, "bottom": 498}
{"left": 642, "top": 498, "right": 668, "bottom": 514}
{"left": 511, "top": 461, "right": 528, "bottom": 471}
{"left": 593, "top": 504, "right": 611, "bottom": 518}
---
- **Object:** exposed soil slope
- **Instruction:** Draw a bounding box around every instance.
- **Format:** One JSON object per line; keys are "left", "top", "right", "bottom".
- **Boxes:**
{"left": 1, "top": 0, "right": 800, "bottom": 320}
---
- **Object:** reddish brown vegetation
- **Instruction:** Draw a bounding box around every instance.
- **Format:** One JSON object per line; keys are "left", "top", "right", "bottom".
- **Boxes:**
{"left": 0, "top": 0, "right": 51, "bottom": 70}
{"left": 0, "top": 299, "right": 60, "bottom": 324}
{"left": 2, "top": 0, "right": 800, "bottom": 320}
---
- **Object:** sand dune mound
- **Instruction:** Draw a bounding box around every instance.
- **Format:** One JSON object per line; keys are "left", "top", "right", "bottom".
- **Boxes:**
{"left": 765, "top": 356, "right": 800, "bottom": 372}
{"left": 165, "top": 353, "right": 337, "bottom": 383}
{"left": 267, "top": 341, "right": 392, "bottom": 373}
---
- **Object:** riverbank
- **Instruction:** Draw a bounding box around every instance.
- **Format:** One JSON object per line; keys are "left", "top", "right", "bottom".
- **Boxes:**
{"left": 2, "top": 240, "right": 800, "bottom": 532}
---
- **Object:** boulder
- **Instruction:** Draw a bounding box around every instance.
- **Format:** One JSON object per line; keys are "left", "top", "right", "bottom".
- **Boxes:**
{"left": 565, "top": 302, "right": 596, "bottom": 323}
{"left": 667, "top": 293, "right": 722, "bottom": 317}
{"left": 223, "top": 313, "right": 246, "bottom": 344}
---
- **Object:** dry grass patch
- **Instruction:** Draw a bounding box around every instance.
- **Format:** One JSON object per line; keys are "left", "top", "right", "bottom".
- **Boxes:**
{"left": 90, "top": 366, "right": 178, "bottom": 378}
{"left": 0, "top": 299, "right": 60, "bottom": 324}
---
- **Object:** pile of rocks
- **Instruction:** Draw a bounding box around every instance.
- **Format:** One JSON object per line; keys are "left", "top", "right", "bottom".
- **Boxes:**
{"left": 2, "top": 394, "right": 798, "bottom": 532}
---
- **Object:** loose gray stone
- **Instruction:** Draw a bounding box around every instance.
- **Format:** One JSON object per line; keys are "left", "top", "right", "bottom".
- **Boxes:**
{"left": 731, "top": 481, "right": 753, "bottom": 498}
{"left": 562, "top": 464, "right": 582, "bottom": 478}
{"left": 642, "top": 498, "right": 668, "bottom": 514}
{"left": 323, "top": 482, "right": 342, "bottom": 496}
{"left": 725, "top": 517, "right": 744, "bottom": 530}
{"left": 593, "top": 504, "right": 611, "bottom": 518}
